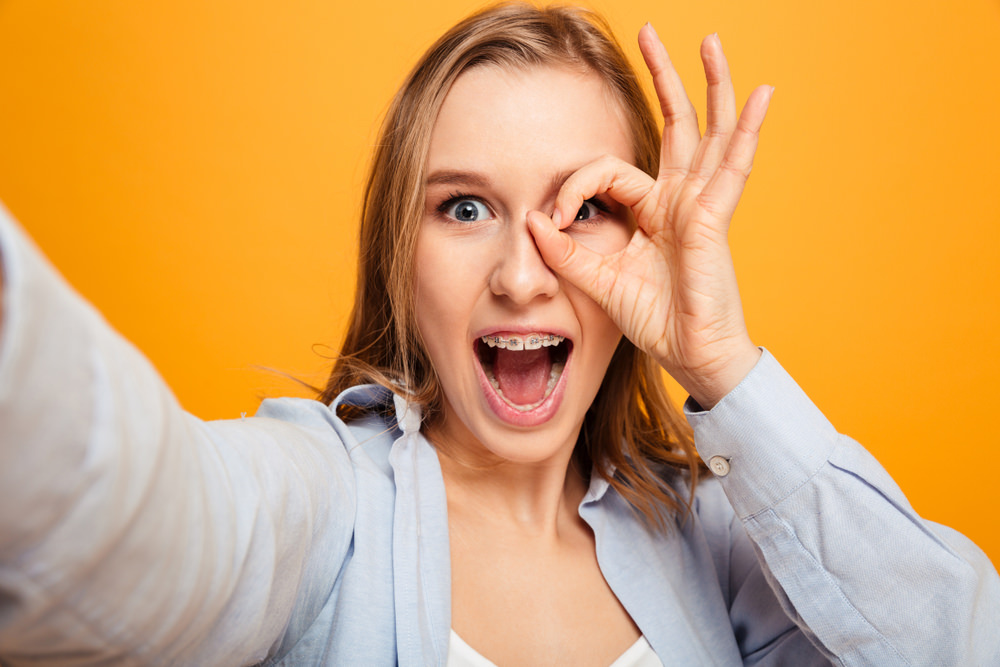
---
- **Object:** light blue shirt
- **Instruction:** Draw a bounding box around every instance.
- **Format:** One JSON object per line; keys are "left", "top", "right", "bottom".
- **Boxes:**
{"left": 0, "top": 205, "right": 998, "bottom": 665}
{"left": 257, "top": 352, "right": 1000, "bottom": 666}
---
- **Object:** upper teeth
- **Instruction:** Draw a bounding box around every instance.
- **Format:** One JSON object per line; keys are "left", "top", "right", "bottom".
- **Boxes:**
{"left": 481, "top": 333, "right": 564, "bottom": 351}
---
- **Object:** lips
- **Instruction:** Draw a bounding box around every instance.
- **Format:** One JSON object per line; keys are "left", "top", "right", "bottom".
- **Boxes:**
{"left": 473, "top": 331, "right": 572, "bottom": 427}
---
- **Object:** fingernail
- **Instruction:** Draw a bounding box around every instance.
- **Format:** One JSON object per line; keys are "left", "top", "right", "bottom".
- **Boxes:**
{"left": 551, "top": 209, "right": 562, "bottom": 227}
{"left": 769, "top": 85, "right": 776, "bottom": 98}
{"left": 713, "top": 32, "right": 721, "bottom": 45}
{"left": 646, "top": 22, "right": 659, "bottom": 40}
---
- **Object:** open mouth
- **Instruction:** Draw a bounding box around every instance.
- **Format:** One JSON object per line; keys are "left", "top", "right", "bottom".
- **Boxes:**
{"left": 475, "top": 333, "right": 572, "bottom": 412}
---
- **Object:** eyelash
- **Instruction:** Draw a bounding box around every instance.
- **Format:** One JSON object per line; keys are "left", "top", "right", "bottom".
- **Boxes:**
{"left": 434, "top": 192, "right": 613, "bottom": 225}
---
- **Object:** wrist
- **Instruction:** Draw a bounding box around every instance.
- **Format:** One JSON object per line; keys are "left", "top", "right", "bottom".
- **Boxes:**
{"left": 673, "top": 343, "right": 761, "bottom": 410}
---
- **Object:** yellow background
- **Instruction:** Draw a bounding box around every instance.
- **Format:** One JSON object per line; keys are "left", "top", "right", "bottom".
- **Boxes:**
{"left": 0, "top": 0, "right": 997, "bottom": 565}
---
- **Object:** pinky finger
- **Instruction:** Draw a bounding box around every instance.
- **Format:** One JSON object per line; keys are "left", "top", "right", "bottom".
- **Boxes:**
{"left": 699, "top": 84, "right": 774, "bottom": 219}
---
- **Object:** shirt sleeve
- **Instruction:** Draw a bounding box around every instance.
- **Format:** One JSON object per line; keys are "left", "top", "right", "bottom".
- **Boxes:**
{"left": 686, "top": 349, "right": 1000, "bottom": 666}
{"left": 0, "top": 205, "right": 357, "bottom": 665}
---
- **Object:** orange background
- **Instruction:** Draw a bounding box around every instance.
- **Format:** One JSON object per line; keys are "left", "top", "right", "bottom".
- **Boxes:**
{"left": 0, "top": 0, "right": 998, "bottom": 565}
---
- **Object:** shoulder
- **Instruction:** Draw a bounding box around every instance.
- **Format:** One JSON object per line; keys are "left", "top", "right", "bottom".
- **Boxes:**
{"left": 249, "top": 386, "right": 401, "bottom": 458}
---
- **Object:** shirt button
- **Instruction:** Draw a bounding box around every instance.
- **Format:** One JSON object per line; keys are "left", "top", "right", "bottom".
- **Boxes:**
{"left": 708, "top": 456, "right": 731, "bottom": 477}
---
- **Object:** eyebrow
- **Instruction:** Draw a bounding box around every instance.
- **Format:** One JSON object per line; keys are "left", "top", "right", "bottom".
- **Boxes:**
{"left": 425, "top": 170, "right": 491, "bottom": 188}
{"left": 425, "top": 169, "right": 578, "bottom": 195}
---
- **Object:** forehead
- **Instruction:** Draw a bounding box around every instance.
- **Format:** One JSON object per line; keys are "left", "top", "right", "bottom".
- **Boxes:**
{"left": 426, "top": 64, "right": 634, "bottom": 177}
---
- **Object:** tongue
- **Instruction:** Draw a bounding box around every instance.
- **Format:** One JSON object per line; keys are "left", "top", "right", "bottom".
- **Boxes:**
{"left": 493, "top": 348, "right": 552, "bottom": 405}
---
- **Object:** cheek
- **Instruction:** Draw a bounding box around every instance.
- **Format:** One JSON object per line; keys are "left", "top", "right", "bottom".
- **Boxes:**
{"left": 413, "top": 235, "right": 480, "bottom": 372}
{"left": 414, "top": 247, "right": 452, "bottom": 345}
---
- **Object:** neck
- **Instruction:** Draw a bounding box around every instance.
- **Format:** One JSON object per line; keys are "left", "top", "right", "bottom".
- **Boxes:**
{"left": 432, "top": 430, "right": 589, "bottom": 538}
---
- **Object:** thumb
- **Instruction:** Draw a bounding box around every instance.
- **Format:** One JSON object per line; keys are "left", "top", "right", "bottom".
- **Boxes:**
{"left": 526, "top": 210, "right": 606, "bottom": 300}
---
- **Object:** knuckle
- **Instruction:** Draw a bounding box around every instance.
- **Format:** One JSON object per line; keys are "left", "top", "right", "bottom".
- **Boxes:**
{"left": 663, "top": 105, "right": 696, "bottom": 126}
{"left": 596, "top": 154, "right": 619, "bottom": 172}
{"left": 703, "top": 127, "right": 730, "bottom": 141}
{"left": 720, "top": 156, "right": 753, "bottom": 179}
{"left": 694, "top": 193, "right": 724, "bottom": 216}
{"left": 555, "top": 236, "right": 578, "bottom": 268}
{"left": 734, "top": 123, "right": 760, "bottom": 142}
{"left": 659, "top": 166, "right": 688, "bottom": 178}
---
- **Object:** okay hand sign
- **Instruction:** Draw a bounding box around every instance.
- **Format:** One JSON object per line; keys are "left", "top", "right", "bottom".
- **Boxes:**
{"left": 528, "top": 26, "right": 772, "bottom": 408}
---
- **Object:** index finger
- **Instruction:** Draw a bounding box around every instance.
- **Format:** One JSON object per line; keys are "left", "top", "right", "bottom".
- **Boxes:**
{"left": 551, "top": 155, "right": 654, "bottom": 231}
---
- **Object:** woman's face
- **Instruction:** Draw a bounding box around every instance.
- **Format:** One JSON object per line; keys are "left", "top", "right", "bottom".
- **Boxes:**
{"left": 415, "top": 64, "right": 634, "bottom": 464}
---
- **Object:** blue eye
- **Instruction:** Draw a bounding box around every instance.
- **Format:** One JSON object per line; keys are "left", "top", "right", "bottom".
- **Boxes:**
{"left": 442, "top": 198, "right": 491, "bottom": 223}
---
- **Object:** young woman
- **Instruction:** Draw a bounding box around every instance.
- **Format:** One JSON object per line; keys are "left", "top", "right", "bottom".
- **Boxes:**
{"left": 0, "top": 4, "right": 997, "bottom": 665}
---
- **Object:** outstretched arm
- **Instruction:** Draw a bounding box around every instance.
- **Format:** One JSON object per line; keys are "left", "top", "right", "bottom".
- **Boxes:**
{"left": 0, "top": 208, "right": 356, "bottom": 664}
{"left": 1, "top": 228, "right": 5, "bottom": 333}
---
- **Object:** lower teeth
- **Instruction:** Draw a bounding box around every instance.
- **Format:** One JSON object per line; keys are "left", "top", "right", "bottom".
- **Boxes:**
{"left": 485, "top": 361, "right": 565, "bottom": 412}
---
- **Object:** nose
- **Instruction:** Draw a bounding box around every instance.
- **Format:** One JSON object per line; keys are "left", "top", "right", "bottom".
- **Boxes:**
{"left": 488, "top": 217, "right": 560, "bottom": 304}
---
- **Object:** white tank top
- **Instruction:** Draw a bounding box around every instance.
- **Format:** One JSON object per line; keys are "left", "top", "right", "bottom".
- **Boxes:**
{"left": 447, "top": 630, "right": 664, "bottom": 667}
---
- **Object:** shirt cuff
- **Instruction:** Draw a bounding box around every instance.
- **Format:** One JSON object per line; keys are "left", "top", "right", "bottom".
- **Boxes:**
{"left": 684, "top": 349, "right": 840, "bottom": 519}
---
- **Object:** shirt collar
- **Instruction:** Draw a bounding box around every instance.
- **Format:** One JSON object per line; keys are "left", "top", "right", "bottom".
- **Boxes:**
{"left": 581, "top": 465, "right": 613, "bottom": 506}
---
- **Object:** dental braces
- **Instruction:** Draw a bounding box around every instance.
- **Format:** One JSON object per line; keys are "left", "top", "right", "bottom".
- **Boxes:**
{"left": 480, "top": 334, "right": 565, "bottom": 350}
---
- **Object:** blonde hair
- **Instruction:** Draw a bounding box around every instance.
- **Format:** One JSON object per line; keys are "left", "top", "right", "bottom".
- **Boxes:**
{"left": 321, "top": 2, "right": 702, "bottom": 529}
